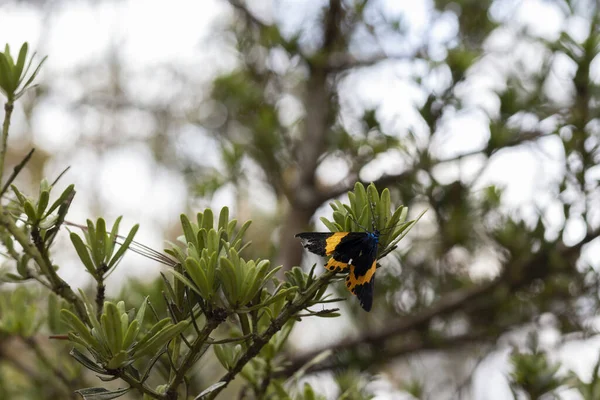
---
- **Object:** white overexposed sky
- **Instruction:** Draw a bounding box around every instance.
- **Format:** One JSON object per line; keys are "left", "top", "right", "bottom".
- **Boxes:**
{"left": 1, "top": 0, "right": 599, "bottom": 399}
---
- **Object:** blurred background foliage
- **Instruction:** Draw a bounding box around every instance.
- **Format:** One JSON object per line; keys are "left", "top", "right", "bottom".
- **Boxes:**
{"left": 2, "top": 0, "right": 600, "bottom": 398}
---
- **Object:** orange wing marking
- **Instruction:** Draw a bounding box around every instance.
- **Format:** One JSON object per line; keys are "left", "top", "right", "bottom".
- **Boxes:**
{"left": 325, "top": 257, "right": 349, "bottom": 271}
{"left": 324, "top": 232, "right": 348, "bottom": 255}
{"left": 345, "top": 260, "right": 376, "bottom": 293}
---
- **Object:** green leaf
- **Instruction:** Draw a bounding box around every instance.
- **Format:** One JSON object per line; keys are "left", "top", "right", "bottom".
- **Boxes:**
{"left": 379, "top": 188, "right": 391, "bottom": 228}
{"left": 160, "top": 272, "right": 179, "bottom": 306}
{"left": 44, "top": 184, "right": 75, "bottom": 217}
{"left": 108, "top": 223, "right": 139, "bottom": 268}
{"left": 44, "top": 186, "right": 75, "bottom": 246}
{"left": 0, "top": 52, "right": 14, "bottom": 95}
{"left": 202, "top": 208, "right": 214, "bottom": 231}
{"left": 354, "top": 182, "right": 367, "bottom": 214}
{"left": 106, "top": 350, "right": 130, "bottom": 369}
{"left": 0, "top": 53, "right": 11, "bottom": 96}
{"left": 68, "top": 332, "right": 94, "bottom": 349}
{"left": 303, "top": 383, "right": 317, "bottom": 400}
{"left": 74, "top": 387, "right": 130, "bottom": 400}
{"left": 194, "top": 382, "right": 227, "bottom": 399}
{"left": 171, "top": 269, "right": 203, "bottom": 297}
{"left": 165, "top": 244, "right": 186, "bottom": 264}
{"left": 134, "top": 296, "right": 148, "bottom": 325}
{"left": 226, "top": 219, "right": 237, "bottom": 236}
{"left": 94, "top": 218, "right": 107, "bottom": 267}
{"left": 134, "top": 318, "right": 171, "bottom": 349}
{"left": 14, "top": 43, "right": 28, "bottom": 84}
{"left": 77, "top": 295, "right": 109, "bottom": 356}
{"left": 119, "top": 306, "right": 128, "bottom": 335}
{"left": 218, "top": 257, "right": 239, "bottom": 306}
{"left": 103, "top": 302, "right": 123, "bottom": 354}
{"left": 21, "top": 55, "right": 47, "bottom": 91}
{"left": 207, "top": 228, "right": 219, "bottom": 252}
{"left": 183, "top": 256, "right": 211, "bottom": 298}
{"left": 70, "top": 348, "right": 108, "bottom": 375}
{"left": 386, "top": 205, "right": 405, "bottom": 234}
{"left": 218, "top": 207, "right": 229, "bottom": 232}
{"left": 70, "top": 232, "right": 98, "bottom": 277}
{"left": 180, "top": 214, "right": 196, "bottom": 246}
{"left": 61, "top": 309, "right": 98, "bottom": 348}
{"left": 231, "top": 220, "right": 251, "bottom": 244}
{"left": 213, "top": 344, "right": 229, "bottom": 369}
{"left": 319, "top": 217, "right": 341, "bottom": 232}
{"left": 4, "top": 44, "right": 14, "bottom": 66}
{"left": 47, "top": 293, "right": 63, "bottom": 334}
{"left": 247, "top": 287, "right": 295, "bottom": 311}
{"left": 16, "top": 254, "right": 30, "bottom": 277}
{"left": 106, "top": 216, "right": 121, "bottom": 262}
{"left": 122, "top": 319, "right": 139, "bottom": 350}
{"left": 18, "top": 48, "right": 35, "bottom": 84}
{"left": 380, "top": 209, "right": 427, "bottom": 259}
{"left": 11, "top": 185, "right": 27, "bottom": 205}
{"left": 23, "top": 200, "right": 37, "bottom": 222}
{"left": 270, "top": 381, "right": 291, "bottom": 400}
{"left": 86, "top": 219, "right": 97, "bottom": 252}
{"left": 134, "top": 321, "right": 188, "bottom": 358}
{"left": 1, "top": 272, "right": 27, "bottom": 282}
{"left": 36, "top": 190, "right": 49, "bottom": 219}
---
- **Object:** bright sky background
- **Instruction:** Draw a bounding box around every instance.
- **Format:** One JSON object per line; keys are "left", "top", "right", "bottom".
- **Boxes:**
{"left": 0, "top": 0, "right": 598, "bottom": 399}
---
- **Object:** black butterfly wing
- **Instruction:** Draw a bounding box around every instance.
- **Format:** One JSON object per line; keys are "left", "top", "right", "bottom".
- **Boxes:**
{"left": 296, "top": 232, "right": 368, "bottom": 271}
{"left": 340, "top": 234, "right": 378, "bottom": 312}
{"left": 353, "top": 277, "right": 374, "bottom": 312}
{"left": 295, "top": 232, "right": 342, "bottom": 256}
{"left": 296, "top": 231, "right": 378, "bottom": 311}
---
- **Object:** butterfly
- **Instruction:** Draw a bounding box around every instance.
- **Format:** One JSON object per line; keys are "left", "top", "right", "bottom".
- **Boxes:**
{"left": 295, "top": 229, "right": 380, "bottom": 311}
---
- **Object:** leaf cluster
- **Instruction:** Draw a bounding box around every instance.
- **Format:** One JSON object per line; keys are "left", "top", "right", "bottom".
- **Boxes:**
{"left": 0, "top": 42, "right": 46, "bottom": 102}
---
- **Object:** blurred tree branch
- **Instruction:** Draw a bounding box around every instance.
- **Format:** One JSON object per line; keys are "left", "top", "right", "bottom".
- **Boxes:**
{"left": 284, "top": 225, "right": 599, "bottom": 376}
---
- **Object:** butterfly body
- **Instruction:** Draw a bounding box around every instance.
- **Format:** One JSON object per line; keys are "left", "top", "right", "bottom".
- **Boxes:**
{"left": 295, "top": 231, "right": 379, "bottom": 311}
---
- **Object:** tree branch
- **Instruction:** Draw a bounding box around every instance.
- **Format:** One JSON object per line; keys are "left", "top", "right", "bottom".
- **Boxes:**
{"left": 287, "top": 327, "right": 501, "bottom": 376}
{"left": 325, "top": 52, "right": 415, "bottom": 72}
{"left": 0, "top": 207, "right": 88, "bottom": 320}
{"left": 205, "top": 270, "right": 337, "bottom": 399}
{"left": 284, "top": 277, "right": 501, "bottom": 375}
{"left": 284, "top": 224, "right": 600, "bottom": 377}
{"left": 318, "top": 130, "right": 554, "bottom": 203}
{"left": 166, "top": 313, "right": 226, "bottom": 398}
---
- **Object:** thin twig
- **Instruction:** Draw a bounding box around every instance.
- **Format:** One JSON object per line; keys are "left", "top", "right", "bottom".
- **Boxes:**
{"left": 0, "top": 147, "right": 34, "bottom": 197}
{"left": 0, "top": 102, "right": 14, "bottom": 184}
{"left": 206, "top": 333, "right": 254, "bottom": 345}
{"left": 50, "top": 165, "right": 71, "bottom": 186}
{"left": 95, "top": 263, "right": 107, "bottom": 318}
{"left": 114, "top": 369, "right": 165, "bottom": 400}
{"left": 166, "top": 314, "right": 227, "bottom": 398}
